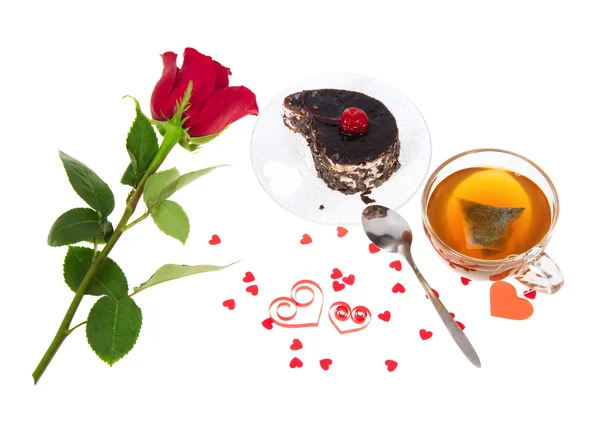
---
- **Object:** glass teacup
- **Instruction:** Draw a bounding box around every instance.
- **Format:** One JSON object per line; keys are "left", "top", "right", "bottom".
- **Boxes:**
{"left": 421, "top": 148, "right": 563, "bottom": 294}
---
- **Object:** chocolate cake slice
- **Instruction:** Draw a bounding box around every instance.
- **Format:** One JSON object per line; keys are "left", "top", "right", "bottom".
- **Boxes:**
{"left": 283, "top": 89, "right": 400, "bottom": 195}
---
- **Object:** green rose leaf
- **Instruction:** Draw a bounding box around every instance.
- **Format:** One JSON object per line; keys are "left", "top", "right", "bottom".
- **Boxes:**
{"left": 151, "top": 200, "right": 189, "bottom": 244}
{"left": 143, "top": 168, "right": 180, "bottom": 209}
{"left": 59, "top": 151, "right": 115, "bottom": 217}
{"left": 86, "top": 296, "right": 142, "bottom": 366}
{"left": 48, "top": 208, "right": 102, "bottom": 247}
{"left": 157, "top": 165, "right": 227, "bottom": 203}
{"left": 123, "top": 110, "right": 158, "bottom": 187}
{"left": 132, "top": 261, "right": 239, "bottom": 294}
{"left": 120, "top": 164, "right": 136, "bottom": 187}
{"left": 63, "top": 246, "right": 128, "bottom": 298}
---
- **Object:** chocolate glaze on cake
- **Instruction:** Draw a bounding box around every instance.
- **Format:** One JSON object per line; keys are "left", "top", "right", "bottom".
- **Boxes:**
{"left": 283, "top": 89, "right": 401, "bottom": 195}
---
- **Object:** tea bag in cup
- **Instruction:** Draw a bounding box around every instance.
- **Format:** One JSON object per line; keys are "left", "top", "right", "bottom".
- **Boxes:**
{"left": 459, "top": 199, "right": 525, "bottom": 254}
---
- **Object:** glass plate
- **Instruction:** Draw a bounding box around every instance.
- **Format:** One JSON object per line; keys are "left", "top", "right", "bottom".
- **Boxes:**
{"left": 250, "top": 73, "right": 431, "bottom": 225}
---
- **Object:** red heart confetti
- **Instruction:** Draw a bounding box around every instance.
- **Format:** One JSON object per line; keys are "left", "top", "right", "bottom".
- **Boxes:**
{"left": 330, "top": 268, "right": 343, "bottom": 279}
{"left": 389, "top": 260, "right": 402, "bottom": 271}
{"left": 378, "top": 311, "right": 391, "bottom": 322}
{"left": 392, "top": 283, "right": 406, "bottom": 293}
{"left": 243, "top": 272, "right": 255, "bottom": 283}
{"left": 332, "top": 281, "right": 346, "bottom": 292}
{"left": 385, "top": 360, "right": 398, "bottom": 372}
{"left": 461, "top": 277, "right": 471, "bottom": 285}
{"left": 368, "top": 243, "right": 381, "bottom": 254}
{"left": 290, "top": 339, "right": 303, "bottom": 351}
{"left": 320, "top": 359, "right": 333, "bottom": 371}
{"left": 222, "top": 299, "right": 235, "bottom": 310}
{"left": 209, "top": 234, "right": 221, "bottom": 245}
{"left": 449, "top": 312, "right": 455, "bottom": 319}
{"left": 425, "top": 289, "right": 439, "bottom": 299}
{"left": 342, "top": 274, "right": 355, "bottom": 285}
{"left": 456, "top": 321, "right": 465, "bottom": 330}
{"left": 524, "top": 289, "right": 537, "bottom": 299}
{"left": 419, "top": 329, "right": 433, "bottom": 340}
{"left": 337, "top": 227, "right": 348, "bottom": 238}
{"left": 262, "top": 317, "right": 274, "bottom": 330}
{"left": 246, "top": 285, "right": 258, "bottom": 296}
{"left": 300, "top": 234, "right": 312, "bottom": 245}
{"left": 290, "top": 357, "right": 303, "bottom": 368}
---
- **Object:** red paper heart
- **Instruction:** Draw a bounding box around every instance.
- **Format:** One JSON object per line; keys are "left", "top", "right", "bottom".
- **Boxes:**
{"left": 329, "top": 302, "right": 371, "bottom": 334}
{"left": 290, "top": 339, "right": 303, "bottom": 350}
{"left": 378, "top": 311, "right": 391, "bottom": 322}
{"left": 419, "top": 329, "right": 433, "bottom": 340}
{"left": 524, "top": 289, "right": 537, "bottom": 299}
{"left": 490, "top": 281, "right": 534, "bottom": 320}
{"left": 246, "top": 285, "right": 258, "bottom": 296}
{"left": 392, "top": 283, "right": 406, "bottom": 293}
{"left": 461, "top": 277, "right": 471, "bottom": 285}
{"left": 389, "top": 260, "right": 402, "bottom": 271}
{"left": 243, "top": 272, "right": 255, "bottom": 283}
{"left": 269, "top": 280, "right": 324, "bottom": 328}
{"left": 262, "top": 317, "right": 273, "bottom": 330}
{"left": 456, "top": 321, "right": 465, "bottom": 330}
{"left": 330, "top": 268, "right": 343, "bottom": 279}
{"left": 368, "top": 243, "right": 380, "bottom": 254}
{"left": 337, "top": 226, "right": 348, "bottom": 238}
{"left": 320, "top": 358, "right": 333, "bottom": 371}
{"left": 342, "top": 274, "right": 355, "bottom": 285}
{"left": 385, "top": 360, "right": 398, "bottom": 372}
{"left": 300, "top": 234, "right": 312, "bottom": 245}
{"left": 332, "top": 281, "right": 345, "bottom": 292}
{"left": 289, "top": 357, "right": 303, "bottom": 368}
{"left": 425, "top": 289, "right": 439, "bottom": 299}
{"left": 223, "top": 299, "right": 235, "bottom": 310}
{"left": 209, "top": 234, "right": 221, "bottom": 245}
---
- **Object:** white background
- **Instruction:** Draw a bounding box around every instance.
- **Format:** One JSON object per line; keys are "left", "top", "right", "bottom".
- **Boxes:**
{"left": 1, "top": 1, "right": 599, "bottom": 421}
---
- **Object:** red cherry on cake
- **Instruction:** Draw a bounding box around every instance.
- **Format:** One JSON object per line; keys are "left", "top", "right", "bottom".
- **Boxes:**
{"left": 340, "top": 107, "right": 370, "bottom": 135}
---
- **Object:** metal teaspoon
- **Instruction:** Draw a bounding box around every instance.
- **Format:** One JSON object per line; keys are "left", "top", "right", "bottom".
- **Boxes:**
{"left": 361, "top": 204, "right": 481, "bottom": 368}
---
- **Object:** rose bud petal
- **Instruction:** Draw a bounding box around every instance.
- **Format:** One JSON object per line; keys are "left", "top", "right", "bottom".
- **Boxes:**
{"left": 213, "top": 60, "right": 231, "bottom": 91}
{"left": 150, "top": 52, "right": 178, "bottom": 121}
{"left": 188, "top": 86, "right": 259, "bottom": 138}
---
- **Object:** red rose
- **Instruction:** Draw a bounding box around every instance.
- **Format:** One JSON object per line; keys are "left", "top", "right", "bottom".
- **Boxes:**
{"left": 150, "top": 47, "right": 259, "bottom": 138}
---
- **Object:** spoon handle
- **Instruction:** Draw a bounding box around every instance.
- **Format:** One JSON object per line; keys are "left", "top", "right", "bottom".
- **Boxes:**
{"left": 405, "top": 253, "right": 481, "bottom": 368}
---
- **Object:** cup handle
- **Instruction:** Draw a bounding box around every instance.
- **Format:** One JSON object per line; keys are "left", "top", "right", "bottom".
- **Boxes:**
{"left": 515, "top": 252, "right": 564, "bottom": 294}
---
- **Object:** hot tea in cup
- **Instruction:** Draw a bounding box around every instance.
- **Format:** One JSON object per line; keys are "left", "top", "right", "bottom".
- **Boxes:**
{"left": 421, "top": 149, "right": 563, "bottom": 293}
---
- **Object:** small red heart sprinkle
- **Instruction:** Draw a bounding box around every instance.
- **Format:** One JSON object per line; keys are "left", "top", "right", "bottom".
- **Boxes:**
{"left": 392, "top": 283, "right": 406, "bottom": 293}
{"left": 378, "top": 311, "right": 391, "bottom": 322}
{"left": 385, "top": 360, "right": 398, "bottom": 372}
{"left": 300, "top": 234, "right": 312, "bottom": 245}
{"left": 456, "top": 321, "right": 465, "bottom": 330}
{"left": 243, "top": 272, "right": 255, "bottom": 283}
{"left": 209, "top": 234, "right": 221, "bottom": 245}
{"left": 337, "top": 226, "right": 348, "bottom": 238}
{"left": 449, "top": 312, "right": 455, "bottom": 319}
{"left": 425, "top": 289, "right": 439, "bottom": 299}
{"left": 342, "top": 274, "right": 355, "bottom": 285}
{"left": 290, "top": 339, "right": 303, "bottom": 351}
{"left": 332, "top": 281, "right": 345, "bottom": 292}
{"left": 320, "top": 358, "right": 333, "bottom": 370}
{"left": 262, "top": 317, "right": 273, "bottom": 330}
{"left": 389, "top": 260, "right": 402, "bottom": 271}
{"left": 330, "top": 268, "right": 343, "bottom": 279}
{"left": 368, "top": 243, "right": 380, "bottom": 254}
{"left": 222, "top": 299, "right": 235, "bottom": 310}
{"left": 524, "top": 289, "right": 537, "bottom": 299}
{"left": 419, "top": 329, "right": 433, "bottom": 340}
{"left": 246, "top": 285, "right": 258, "bottom": 296}
{"left": 289, "top": 357, "right": 303, "bottom": 368}
{"left": 461, "top": 277, "right": 471, "bottom": 285}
